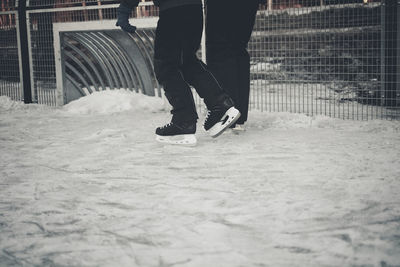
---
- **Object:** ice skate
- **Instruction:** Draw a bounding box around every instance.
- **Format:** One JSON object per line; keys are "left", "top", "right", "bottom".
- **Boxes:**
{"left": 155, "top": 121, "right": 197, "bottom": 146}
{"left": 204, "top": 96, "right": 241, "bottom": 138}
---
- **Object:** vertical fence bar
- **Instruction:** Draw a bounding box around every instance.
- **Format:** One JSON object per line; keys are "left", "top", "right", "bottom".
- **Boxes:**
{"left": 382, "top": 0, "right": 398, "bottom": 113}
{"left": 398, "top": 0, "right": 400, "bottom": 114}
{"left": 54, "top": 25, "right": 64, "bottom": 106}
{"left": 18, "top": 0, "right": 32, "bottom": 103}
{"left": 389, "top": 0, "right": 397, "bottom": 106}
{"left": 201, "top": 0, "right": 206, "bottom": 63}
{"left": 26, "top": 12, "right": 36, "bottom": 103}
{"left": 16, "top": 11, "right": 24, "bottom": 100}
{"left": 380, "top": 1, "right": 385, "bottom": 118}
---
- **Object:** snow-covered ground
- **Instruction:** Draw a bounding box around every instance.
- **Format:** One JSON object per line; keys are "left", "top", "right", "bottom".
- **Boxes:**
{"left": 0, "top": 90, "right": 399, "bottom": 267}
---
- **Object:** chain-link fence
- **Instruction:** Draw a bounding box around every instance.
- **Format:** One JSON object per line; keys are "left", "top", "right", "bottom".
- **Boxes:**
{"left": 0, "top": 0, "right": 399, "bottom": 120}
{"left": 251, "top": 0, "right": 399, "bottom": 120}
{"left": 1, "top": 0, "right": 17, "bottom": 10}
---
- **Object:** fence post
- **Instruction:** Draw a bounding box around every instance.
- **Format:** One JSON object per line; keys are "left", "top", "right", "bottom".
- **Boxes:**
{"left": 17, "top": 0, "right": 32, "bottom": 104}
{"left": 201, "top": 0, "right": 206, "bottom": 63}
{"left": 397, "top": 0, "right": 400, "bottom": 108}
{"left": 382, "top": 0, "right": 398, "bottom": 107}
{"left": 268, "top": 0, "right": 272, "bottom": 10}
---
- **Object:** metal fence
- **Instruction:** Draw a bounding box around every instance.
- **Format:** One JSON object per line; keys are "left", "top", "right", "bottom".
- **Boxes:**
{"left": 250, "top": 0, "right": 399, "bottom": 119}
{"left": 0, "top": 1, "right": 22, "bottom": 101}
{"left": 0, "top": 0, "right": 399, "bottom": 120}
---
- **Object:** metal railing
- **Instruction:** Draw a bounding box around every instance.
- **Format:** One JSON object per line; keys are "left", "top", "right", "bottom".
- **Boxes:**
{"left": 250, "top": 0, "right": 399, "bottom": 120}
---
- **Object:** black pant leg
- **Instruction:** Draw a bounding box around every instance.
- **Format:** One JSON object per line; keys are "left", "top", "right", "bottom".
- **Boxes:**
{"left": 236, "top": 2, "right": 258, "bottom": 123}
{"left": 179, "top": 5, "right": 225, "bottom": 109}
{"left": 234, "top": 1, "right": 259, "bottom": 46}
{"left": 236, "top": 49, "right": 251, "bottom": 124}
{"left": 154, "top": 7, "right": 198, "bottom": 123}
{"left": 206, "top": 0, "right": 259, "bottom": 123}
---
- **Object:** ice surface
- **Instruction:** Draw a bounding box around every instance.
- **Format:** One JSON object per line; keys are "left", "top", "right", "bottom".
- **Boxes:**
{"left": 0, "top": 91, "right": 399, "bottom": 266}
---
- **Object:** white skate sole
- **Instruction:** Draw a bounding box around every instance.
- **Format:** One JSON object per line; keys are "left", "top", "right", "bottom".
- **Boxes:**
{"left": 207, "top": 107, "right": 241, "bottom": 138}
{"left": 156, "top": 134, "right": 197, "bottom": 146}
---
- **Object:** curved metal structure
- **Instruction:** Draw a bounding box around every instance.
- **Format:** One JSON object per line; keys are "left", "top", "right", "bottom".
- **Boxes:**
{"left": 61, "top": 29, "right": 158, "bottom": 103}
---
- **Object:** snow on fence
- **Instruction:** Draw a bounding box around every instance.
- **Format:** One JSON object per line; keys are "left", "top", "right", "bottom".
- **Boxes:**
{"left": 0, "top": 0, "right": 399, "bottom": 120}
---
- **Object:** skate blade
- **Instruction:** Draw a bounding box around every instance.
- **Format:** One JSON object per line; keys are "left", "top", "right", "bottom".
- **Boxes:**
{"left": 155, "top": 134, "right": 197, "bottom": 146}
{"left": 208, "top": 107, "right": 241, "bottom": 138}
{"left": 231, "top": 125, "right": 245, "bottom": 134}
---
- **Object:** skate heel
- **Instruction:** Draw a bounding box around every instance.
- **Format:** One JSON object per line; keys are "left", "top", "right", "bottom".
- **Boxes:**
{"left": 156, "top": 134, "right": 197, "bottom": 146}
{"left": 208, "top": 107, "right": 241, "bottom": 138}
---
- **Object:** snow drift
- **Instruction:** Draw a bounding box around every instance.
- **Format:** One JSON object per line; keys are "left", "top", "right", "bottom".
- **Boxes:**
{"left": 62, "top": 89, "right": 165, "bottom": 115}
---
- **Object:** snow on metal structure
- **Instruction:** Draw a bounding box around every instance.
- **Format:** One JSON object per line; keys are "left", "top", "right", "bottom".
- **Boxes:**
{"left": 25, "top": 0, "right": 158, "bottom": 106}
{"left": 53, "top": 19, "right": 159, "bottom": 105}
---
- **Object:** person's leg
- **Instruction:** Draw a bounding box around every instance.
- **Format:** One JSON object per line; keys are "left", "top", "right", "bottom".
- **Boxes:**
{"left": 178, "top": 5, "right": 225, "bottom": 109}
{"left": 153, "top": 7, "right": 198, "bottom": 145}
{"left": 154, "top": 7, "right": 198, "bottom": 124}
{"left": 233, "top": 0, "right": 259, "bottom": 46}
{"left": 206, "top": 0, "right": 259, "bottom": 125}
{"left": 177, "top": 4, "right": 240, "bottom": 137}
{"left": 236, "top": 48, "right": 251, "bottom": 124}
{"left": 205, "top": 0, "right": 239, "bottom": 105}
{"left": 233, "top": 1, "right": 259, "bottom": 124}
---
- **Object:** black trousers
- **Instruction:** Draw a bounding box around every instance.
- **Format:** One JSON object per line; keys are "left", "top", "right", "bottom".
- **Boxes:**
{"left": 206, "top": 0, "right": 259, "bottom": 124}
{"left": 154, "top": 5, "right": 224, "bottom": 124}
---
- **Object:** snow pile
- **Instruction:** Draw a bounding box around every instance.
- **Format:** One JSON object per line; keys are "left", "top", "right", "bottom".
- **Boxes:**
{"left": 0, "top": 96, "right": 30, "bottom": 111}
{"left": 63, "top": 90, "right": 165, "bottom": 115}
{"left": 245, "top": 110, "right": 400, "bottom": 134}
{"left": 250, "top": 61, "right": 281, "bottom": 72}
{"left": 313, "top": 115, "right": 400, "bottom": 133}
{"left": 0, "top": 96, "right": 52, "bottom": 113}
{"left": 2, "top": 91, "right": 398, "bottom": 134}
{"left": 249, "top": 111, "right": 312, "bottom": 129}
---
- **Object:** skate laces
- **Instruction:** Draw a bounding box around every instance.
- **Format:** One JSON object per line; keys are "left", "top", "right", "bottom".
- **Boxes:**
{"left": 161, "top": 122, "right": 173, "bottom": 129}
{"left": 160, "top": 122, "right": 186, "bottom": 130}
{"left": 204, "top": 109, "right": 213, "bottom": 126}
{"left": 205, "top": 110, "right": 211, "bottom": 120}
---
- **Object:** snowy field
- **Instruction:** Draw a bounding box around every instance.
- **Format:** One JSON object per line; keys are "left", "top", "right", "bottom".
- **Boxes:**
{"left": 1, "top": 90, "right": 400, "bottom": 267}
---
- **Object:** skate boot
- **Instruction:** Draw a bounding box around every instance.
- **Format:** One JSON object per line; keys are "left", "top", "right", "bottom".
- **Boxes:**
{"left": 204, "top": 95, "right": 241, "bottom": 138}
{"left": 155, "top": 121, "right": 197, "bottom": 146}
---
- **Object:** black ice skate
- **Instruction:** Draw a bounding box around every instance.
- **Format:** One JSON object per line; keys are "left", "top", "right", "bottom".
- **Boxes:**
{"left": 204, "top": 96, "right": 241, "bottom": 138}
{"left": 155, "top": 121, "right": 197, "bottom": 146}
